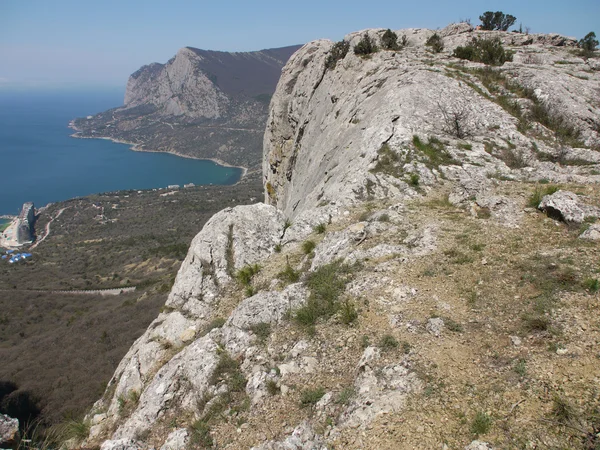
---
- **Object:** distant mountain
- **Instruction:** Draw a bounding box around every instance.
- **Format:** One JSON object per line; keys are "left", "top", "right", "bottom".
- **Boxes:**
{"left": 70, "top": 45, "right": 301, "bottom": 170}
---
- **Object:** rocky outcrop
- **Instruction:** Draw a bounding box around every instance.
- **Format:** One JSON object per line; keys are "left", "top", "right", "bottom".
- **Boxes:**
{"left": 538, "top": 190, "right": 600, "bottom": 223}
{"left": 0, "top": 414, "right": 19, "bottom": 448}
{"left": 88, "top": 23, "right": 600, "bottom": 450}
{"left": 71, "top": 45, "right": 301, "bottom": 169}
{"left": 264, "top": 25, "right": 599, "bottom": 217}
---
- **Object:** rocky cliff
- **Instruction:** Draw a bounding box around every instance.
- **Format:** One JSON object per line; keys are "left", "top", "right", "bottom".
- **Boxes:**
{"left": 83, "top": 24, "right": 600, "bottom": 450}
{"left": 70, "top": 45, "right": 300, "bottom": 171}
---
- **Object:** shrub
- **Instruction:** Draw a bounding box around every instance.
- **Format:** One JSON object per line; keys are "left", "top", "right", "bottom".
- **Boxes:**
{"left": 527, "top": 185, "right": 559, "bottom": 208}
{"left": 302, "top": 240, "right": 316, "bottom": 255}
{"left": 379, "top": 334, "right": 399, "bottom": 351}
{"left": 339, "top": 299, "right": 358, "bottom": 325}
{"left": 336, "top": 387, "right": 355, "bottom": 405}
{"left": 294, "top": 260, "right": 356, "bottom": 327}
{"left": 551, "top": 395, "right": 575, "bottom": 424}
{"left": 266, "top": 380, "right": 279, "bottom": 396}
{"left": 426, "top": 33, "right": 444, "bottom": 53}
{"left": 314, "top": 223, "right": 326, "bottom": 234}
{"left": 189, "top": 420, "right": 213, "bottom": 448}
{"left": 453, "top": 37, "right": 514, "bottom": 66}
{"left": 578, "top": 31, "right": 598, "bottom": 56}
{"left": 64, "top": 418, "right": 90, "bottom": 443}
{"left": 210, "top": 350, "right": 246, "bottom": 392}
{"left": 479, "top": 11, "right": 516, "bottom": 31}
{"left": 354, "top": 34, "right": 378, "bottom": 56}
{"left": 236, "top": 264, "right": 260, "bottom": 286}
{"left": 249, "top": 322, "right": 271, "bottom": 343}
{"left": 381, "top": 29, "right": 400, "bottom": 50}
{"left": 277, "top": 261, "right": 300, "bottom": 283}
{"left": 325, "top": 40, "right": 350, "bottom": 69}
{"left": 300, "top": 387, "right": 325, "bottom": 406}
{"left": 583, "top": 278, "right": 599, "bottom": 293}
{"left": 409, "top": 173, "right": 420, "bottom": 186}
{"left": 470, "top": 411, "right": 492, "bottom": 435}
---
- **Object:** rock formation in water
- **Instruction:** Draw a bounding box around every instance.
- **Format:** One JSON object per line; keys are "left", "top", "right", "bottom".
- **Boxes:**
{"left": 80, "top": 24, "right": 600, "bottom": 450}
{"left": 70, "top": 45, "right": 301, "bottom": 171}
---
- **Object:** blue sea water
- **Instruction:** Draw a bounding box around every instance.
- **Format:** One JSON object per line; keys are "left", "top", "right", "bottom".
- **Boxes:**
{"left": 0, "top": 88, "right": 242, "bottom": 215}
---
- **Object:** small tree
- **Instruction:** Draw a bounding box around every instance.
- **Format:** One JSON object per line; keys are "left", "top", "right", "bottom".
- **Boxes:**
{"left": 479, "top": 11, "right": 517, "bottom": 31}
{"left": 325, "top": 40, "right": 350, "bottom": 69}
{"left": 354, "top": 34, "right": 379, "bottom": 56}
{"left": 578, "top": 31, "right": 598, "bottom": 56}
{"left": 426, "top": 33, "right": 444, "bottom": 53}
{"left": 381, "top": 29, "right": 400, "bottom": 51}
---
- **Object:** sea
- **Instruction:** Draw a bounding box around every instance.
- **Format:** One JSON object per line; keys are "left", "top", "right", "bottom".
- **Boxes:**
{"left": 0, "top": 87, "right": 242, "bottom": 216}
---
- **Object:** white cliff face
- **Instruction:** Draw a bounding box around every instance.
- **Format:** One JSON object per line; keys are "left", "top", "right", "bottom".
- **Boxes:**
{"left": 125, "top": 48, "right": 229, "bottom": 119}
{"left": 88, "top": 24, "right": 600, "bottom": 450}
{"left": 263, "top": 25, "right": 599, "bottom": 218}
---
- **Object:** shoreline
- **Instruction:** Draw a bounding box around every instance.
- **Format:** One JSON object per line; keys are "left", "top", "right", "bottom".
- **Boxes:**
{"left": 68, "top": 123, "right": 249, "bottom": 180}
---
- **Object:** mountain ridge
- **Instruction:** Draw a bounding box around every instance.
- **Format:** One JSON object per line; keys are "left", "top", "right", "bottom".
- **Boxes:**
{"left": 76, "top": 23, "right": 600, "bottom": 450}
{"left": 71, "top": 44, "right": 301, "bottom": 171}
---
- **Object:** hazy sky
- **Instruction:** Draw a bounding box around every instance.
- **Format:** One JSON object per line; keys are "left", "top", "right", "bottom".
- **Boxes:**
{"left": 1, "top": 0, "right": 598, "bottom": 88}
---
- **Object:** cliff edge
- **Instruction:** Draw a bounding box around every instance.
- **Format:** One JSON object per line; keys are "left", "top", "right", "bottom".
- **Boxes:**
{"left": 82, "top": 24, "right": 600, "bottom": 450}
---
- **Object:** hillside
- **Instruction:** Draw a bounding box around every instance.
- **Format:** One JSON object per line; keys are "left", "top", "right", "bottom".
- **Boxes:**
{"left": 69, "top": 24, "right": 600, "bottom": 449}
{"left": 70, "top": 45, "right": 301, "bottom": 171}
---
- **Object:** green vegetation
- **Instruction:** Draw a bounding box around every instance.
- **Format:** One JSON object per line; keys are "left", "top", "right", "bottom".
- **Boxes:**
{"left": 479, "top": 11, "right": 517, "bottom": 31}
{"left": 202, "top": 317, "right": 227, "bottom": 335}
{"left": 277, "top": 260, "right": 301, "bottom": 284}
{"left": 339, "top": 299, "right": 358, "bottom": 325}
{"left": 379, "top": 334, "right": 399, "bottom": 351}
{"left": 325, "top": 40, "right": 350, "bottom": 69}
{"left": 236, "top": 264, "right": 260, "bottom": 286}
{"left": 578, "top": 31, "right": 598, "bottom": 57}
{"left": 470, "top": 411, "right": 492, "bottom": 435}
{"left": 354, "top": 34, "right": 379, "bottom": 56}
{"left": 551, "top": 395, "right": 575, "bottom": 424}
{"left": 425, "top": 33, "right": 444, "bottom": 53}
{"left": 336, "top": 387, "right": 355, "bottom": 405}
{"left": 412, "top": 135, "right": 460, "bottom": 168}
{"left": 409, "top": 173, "right": 420, "bottom": 187}
{"left": 248, "top": 322, "right": 271, "bottom": 343}
{"left": 371, "top": 143, "right": 402, "bottom": 177}
{"left": 63, "top": 418, "right": 90, "bottom": 443}
{"left": 527, "top": 184, "right": 559, "bottom": 208}
{"left": 210, "top": 349, "right": 247, "bottom": 393}
{"left": 189, "top": 419, "right": 213, "bottom": 448}
{"left": 381, "top": 29, "right": 401, "bottom": 51}
{"left": 294, "top": 260, "right": 356, "bottom": 328}
{"left": 302, "top": 239, "right": 317, "bottom": 255}
{"left": 583, "top": 278, "right": 599, "bottom": 293}
{"left": 300, "top": 387, "right": 326, "bottom": 406}
{"left": 453, "top": 37, "right": 513, "bottom": 66}
{"left": 314, "top": 223, "right": 327, "bottom": 234}
{"left": 266, "top": 380, "right": 280, "bottom": 396}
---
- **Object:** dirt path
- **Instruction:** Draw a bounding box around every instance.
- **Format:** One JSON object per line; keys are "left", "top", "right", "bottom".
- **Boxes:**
{"left": 31, "top": 207, "right": 68, "bottom": 249}
{"left": 0, "top": 287, "right": 136, "bottom": 296}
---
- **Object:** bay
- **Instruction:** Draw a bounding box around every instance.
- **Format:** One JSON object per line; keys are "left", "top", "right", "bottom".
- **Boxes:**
{"left": 0, "top": 88, "right": 242, "bottom": 215}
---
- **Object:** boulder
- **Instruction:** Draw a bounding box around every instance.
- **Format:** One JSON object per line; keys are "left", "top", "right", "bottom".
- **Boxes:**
{"left": 538, "top": 190, "right": 600, "bottom": 223}
{"left": 579, "top": 224, "right": 600, "bottom": 240}
{"left": 0, "top": 414, "right": 19, "bottom": 448}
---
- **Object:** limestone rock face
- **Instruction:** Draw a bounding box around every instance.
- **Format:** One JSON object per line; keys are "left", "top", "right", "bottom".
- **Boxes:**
{"left": 90, "top": 24, "right": 600, "bottom": 450}
{"left": 0, "top": 414, "right": 19, "bottom": 447}
{"left": 538, "top": 190, "right": 600, "bottom": 223}
{"left": 125, "top": 48, "right": 229, "bottom": 118}
{"left": 264, "top": 24, "right": 599, "bottom": 218}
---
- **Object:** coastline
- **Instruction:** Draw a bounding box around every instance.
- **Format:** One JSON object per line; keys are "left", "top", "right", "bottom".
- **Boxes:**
{"left": 68, "top": 123, "right": 249, "bottom": 181}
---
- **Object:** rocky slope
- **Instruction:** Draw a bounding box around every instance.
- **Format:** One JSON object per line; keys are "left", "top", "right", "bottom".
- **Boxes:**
{"left": 82, "top": 24, "right": 600, "bottom": 450}
{"left": 70, "top": 45, "right": 300, "bottom": 171}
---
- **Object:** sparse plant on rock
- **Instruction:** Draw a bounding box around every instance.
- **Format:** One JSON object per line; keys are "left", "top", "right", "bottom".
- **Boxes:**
{"left": 325, "top": 40, "right": 350, "bottom": 69}
{"left": 453, "top": 37, "right": 513, "bottom": 66}
{"left": 381, "top": 29, "right": 400, "bottom": 51}
{"left": 354, "top": 34, "right": 379, "bottom": 56}
{"left": 578, "top": 31, "right": 598, "bottom": 57}
{"left": 425, "top": 33, "right": 444, "bottom": 53}
{"left": 479, "top": 11, "right": 517, "bottom": 31}
{"left": 300, "top": 387, "right": 325, "bottom": 407}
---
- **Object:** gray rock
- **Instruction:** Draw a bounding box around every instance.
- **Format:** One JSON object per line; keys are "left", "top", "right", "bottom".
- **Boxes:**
{"left": 579, "top": 224, "right": 600, "bottom": 240}
{"left": 426, "top": 317, "right": 445, "bottom": 337}
{"left": 100, "top": 439, "right": 142, "bottom": 450}
{"left": 160, "top": 428, "right": 189, "bottom": 450}
{"left": 465, "top": 441, "right": 494, "bottom": 450}
{"left": 0, "top": 414, "right": 19, "bottom": 447}
{"left": 252, "top": 421, "right": 326, "bottom": 450}
{"left": 538, "top": 190, "right": 600, "bottom": 223}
